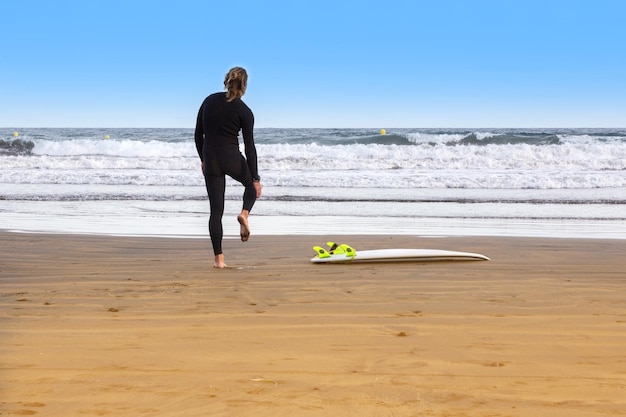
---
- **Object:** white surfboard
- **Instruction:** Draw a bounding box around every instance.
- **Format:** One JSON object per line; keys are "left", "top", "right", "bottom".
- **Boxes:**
{"left": 311, "top": 247, "right": 490, "bottom": 263}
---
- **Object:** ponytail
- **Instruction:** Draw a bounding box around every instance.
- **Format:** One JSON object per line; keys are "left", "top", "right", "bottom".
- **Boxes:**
{"left": 224, "top": 67, "right": 248, "bottom": 102}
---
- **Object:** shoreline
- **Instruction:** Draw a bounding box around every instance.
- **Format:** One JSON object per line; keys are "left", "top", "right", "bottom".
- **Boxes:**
{"left": 2, "top": 231, "right": 625, "bottom": 416}
{"left": 3, "top": 211, "right": 626, "bottom": 240}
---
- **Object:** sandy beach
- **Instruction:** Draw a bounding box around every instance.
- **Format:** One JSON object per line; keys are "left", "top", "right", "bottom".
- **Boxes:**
{"left": 1, "top": 231, "right": 625, "bottom": 416}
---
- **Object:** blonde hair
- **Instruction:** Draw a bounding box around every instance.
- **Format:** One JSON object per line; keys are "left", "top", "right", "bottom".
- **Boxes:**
{"left": 224, "top": 67, "right": 248, "bottom": 102}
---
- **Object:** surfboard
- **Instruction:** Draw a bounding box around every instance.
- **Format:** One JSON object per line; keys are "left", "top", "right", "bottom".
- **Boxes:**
{"left": 311, "top": 242, "right": 490, "bottom": 263}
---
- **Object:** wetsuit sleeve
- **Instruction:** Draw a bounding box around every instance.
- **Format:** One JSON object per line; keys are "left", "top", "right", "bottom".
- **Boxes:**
{"left": 194, "top": 103, "right": 204, "bottom": 162}
{"left": 241, "top": 109, "right": 259, "bottom": 179}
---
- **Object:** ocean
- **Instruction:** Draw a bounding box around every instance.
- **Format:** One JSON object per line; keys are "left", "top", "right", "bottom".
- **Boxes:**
{"left": 1, "top": 127, "right": 625, "bottom": 239}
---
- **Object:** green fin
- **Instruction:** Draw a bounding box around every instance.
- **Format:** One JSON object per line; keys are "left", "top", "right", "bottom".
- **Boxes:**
{"left": 339, "top": 244, "right": 356, "bottom": 258}
{"left": 325, "top": 242, "right": 356, "bottom": 257}
{"left": 313, "top": 246, "right": 330, "bottom": 258}
{"left": 327, "top": 242, "right": 344, "bottom": 254}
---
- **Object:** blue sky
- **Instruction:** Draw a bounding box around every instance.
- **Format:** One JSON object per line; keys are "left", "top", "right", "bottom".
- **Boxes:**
{"left": 1, "top": 0, "right": 625, "bottom": 128}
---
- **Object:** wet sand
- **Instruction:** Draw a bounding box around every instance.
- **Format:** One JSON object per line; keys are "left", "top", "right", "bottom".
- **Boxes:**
{"left": 1, "top": 232, "right": 625, "bottom": 416}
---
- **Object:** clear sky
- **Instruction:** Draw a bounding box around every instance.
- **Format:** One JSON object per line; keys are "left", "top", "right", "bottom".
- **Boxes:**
{"left": 1, "top": 0, "right": 625, "bottom": 128}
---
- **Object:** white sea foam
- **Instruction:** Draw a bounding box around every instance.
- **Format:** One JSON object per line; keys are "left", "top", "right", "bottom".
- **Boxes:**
{"left": 2, "top": 140, "right": 625, "bottom": 189}
{"left": 31, "top": 138, "right": 194, "bottom": 158}
{"left": 405, "top": 132, "right": 467, "bottom": 144}
{"left": 21, "top": 138, "right": 626, "bottom": 171}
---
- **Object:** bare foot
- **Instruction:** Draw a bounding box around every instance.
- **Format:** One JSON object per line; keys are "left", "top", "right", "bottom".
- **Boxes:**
{"left": 237, "top": 214, "right": 250, "bottom": 242}
{"left": 214, "top": 254, "right": 227, "bottom": 269}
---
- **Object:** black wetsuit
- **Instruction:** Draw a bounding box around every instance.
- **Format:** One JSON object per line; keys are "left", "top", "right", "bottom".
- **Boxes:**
{"left": 194, "top": 92, "right": 259, "bottom": 255}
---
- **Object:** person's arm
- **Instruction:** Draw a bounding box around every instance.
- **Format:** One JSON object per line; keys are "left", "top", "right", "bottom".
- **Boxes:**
{"left": 241, "top": 110, "right": 258, "bottom": 180}
{"left": 194, "top": 104, "right": 204, "bottom": 162}
{"left": 241, "top": 108, "right": 261, "bottom": 197}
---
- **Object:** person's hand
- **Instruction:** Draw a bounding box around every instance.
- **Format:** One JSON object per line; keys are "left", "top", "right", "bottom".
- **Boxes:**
{"left": 253, "top": 181, "right": 262, "bottom": 198}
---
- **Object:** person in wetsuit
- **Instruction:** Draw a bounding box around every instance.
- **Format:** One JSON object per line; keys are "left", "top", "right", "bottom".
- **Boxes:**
{"left": 194, "top": 67, "right": 262, "bottom": 268}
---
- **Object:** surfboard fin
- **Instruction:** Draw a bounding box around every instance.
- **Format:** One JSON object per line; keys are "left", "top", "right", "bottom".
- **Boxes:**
{"left": 326, "top": 242, "right": 342, "bottom": 254}
{"left": 340, "top": 244, "right": 356, "bottom": 258}
{"left": 313, "top": 246, "right": 330, "bottom": 258}
{"left": 325, "top": 242, "right": 356, "bottom": 258}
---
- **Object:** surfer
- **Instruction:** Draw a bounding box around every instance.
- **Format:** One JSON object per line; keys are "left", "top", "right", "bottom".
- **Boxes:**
{"left": 194, "top": 67, "right": 262, "bottom": 268}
